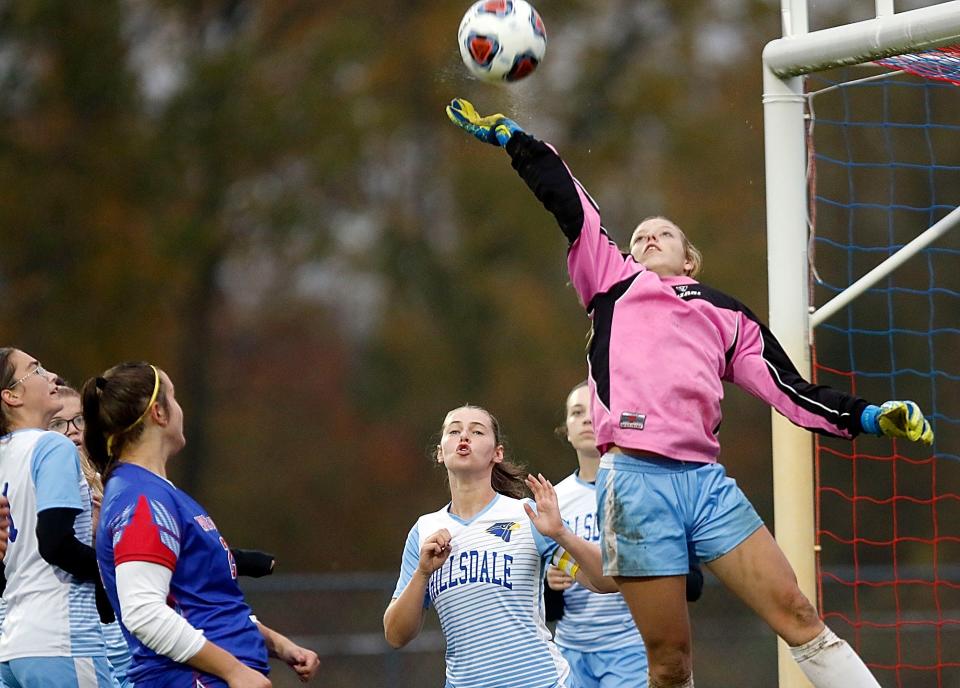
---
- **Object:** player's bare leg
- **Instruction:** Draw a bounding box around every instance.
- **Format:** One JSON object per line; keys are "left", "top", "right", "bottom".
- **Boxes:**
{"left": 615, "top": 574, "right": 693, "bottom": 687}
{"left": 705, "top": 526, "right": 821, "bottom": 644}
{"left": 706, "top": 526, "right": 879, "bottom": 687}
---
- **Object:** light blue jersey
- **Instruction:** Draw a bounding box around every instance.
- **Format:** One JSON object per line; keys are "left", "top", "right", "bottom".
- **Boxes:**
{"left": 393, "top": 494, "right": 574, "bottom": 688}
{"left": 553, "top": 473, "right": 644, "bottom": 653}
{"left": 101, "top": 621, "right": 131, "bottom": 687}
{"left": 0, "top": 430, "right": 105, "bottom": 661}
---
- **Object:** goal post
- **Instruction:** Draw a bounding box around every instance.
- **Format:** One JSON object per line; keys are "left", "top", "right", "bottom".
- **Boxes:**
{"left": 763, "top": 2, "right": 960, "bottom": 686}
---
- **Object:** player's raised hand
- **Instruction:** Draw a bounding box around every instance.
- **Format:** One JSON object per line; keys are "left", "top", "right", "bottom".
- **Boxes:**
{"left": 419, "top": 528, "right": 453, "bottom": 575}
{"left": 862, "top": 400, "right": 934, "bottom": 446}
{"left": 445, "top": 98, "right": 524, "bottom": 147}
{"left": 524, "top": 473, "right": 564, "bottom": 539}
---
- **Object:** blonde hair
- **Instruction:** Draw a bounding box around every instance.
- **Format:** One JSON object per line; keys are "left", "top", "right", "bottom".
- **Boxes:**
{"left": 635, "top": 216, "right": 703, "bottom": 278}
{"left": 56, "top": 385, "right": 104, "bottom": 499}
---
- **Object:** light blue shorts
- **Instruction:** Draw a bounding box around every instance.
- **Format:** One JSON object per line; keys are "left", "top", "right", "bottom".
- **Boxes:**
{"left": 597, "top": 453, "right": 763, "bottom": 577}
{"left": 559, "top": 644, "right": 648, "bottom": 688}
{"left": 0, "top": 656, "right": 116, "bottom": 688}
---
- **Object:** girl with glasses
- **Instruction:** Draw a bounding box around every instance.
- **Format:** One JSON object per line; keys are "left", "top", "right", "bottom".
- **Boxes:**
{"left": 0, "top": 348, "right": 115, "bottom": 687}
{"left": 383, "top": 404, "right": 618, "bottom": 688}
{"left": 82, "top": 362, "right": 319, "bottom": 688}
{"left": 49, "top": 386, "right": 128, "bottom": 687}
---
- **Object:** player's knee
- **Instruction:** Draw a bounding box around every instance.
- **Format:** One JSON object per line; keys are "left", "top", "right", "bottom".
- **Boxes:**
{"left": 645, "top": 638, "right": 692, "bottom": 685}
{"left": 774, "top": 586, "right": 821, "bottom": 640}
{"left": 787, "top": 590, "right": 819, "bottom": 624}
{"left": 648, "top": 657, "right": 693, "bottom": 687}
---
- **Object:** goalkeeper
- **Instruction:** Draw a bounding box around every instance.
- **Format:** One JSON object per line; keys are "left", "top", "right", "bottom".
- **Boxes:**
{"left": 446, "top": 98, "right": 934, "bottom": 688}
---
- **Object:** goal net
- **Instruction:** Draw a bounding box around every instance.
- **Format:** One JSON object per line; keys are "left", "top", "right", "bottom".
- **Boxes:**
{"left": 807, "top": 49, "right": 960, "bottom": 687}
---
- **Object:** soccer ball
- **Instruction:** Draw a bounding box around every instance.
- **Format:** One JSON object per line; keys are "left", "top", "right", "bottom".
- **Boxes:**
{"left": 457, "top": 0, "right": 547, "bottom": 83}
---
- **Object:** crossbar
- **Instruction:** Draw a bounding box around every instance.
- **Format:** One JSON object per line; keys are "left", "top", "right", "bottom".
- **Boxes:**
{"left": 764, "top": 1, "right": 960, "bottom": 77}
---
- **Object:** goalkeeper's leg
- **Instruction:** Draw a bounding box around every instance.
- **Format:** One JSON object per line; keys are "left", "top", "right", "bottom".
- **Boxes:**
{"left": 614, "top": 575, "right": 693, "bottom": 688}
{"left": 707, "top": 527, "right": 880, "bottom": 687}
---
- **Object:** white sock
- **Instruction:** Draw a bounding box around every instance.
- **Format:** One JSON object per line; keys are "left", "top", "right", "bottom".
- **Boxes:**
{"left": 790, "top": 626, "right": 881, "bottom": 687}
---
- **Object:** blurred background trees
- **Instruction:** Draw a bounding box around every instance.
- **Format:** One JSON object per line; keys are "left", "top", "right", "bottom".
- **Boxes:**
{"left": 1, "top": 0, "right": 793, "bottom": 571}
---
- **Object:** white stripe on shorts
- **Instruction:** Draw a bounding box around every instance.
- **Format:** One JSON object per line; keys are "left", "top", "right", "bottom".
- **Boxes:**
{"left": 601, "top": 465, "right": 620, "bottom": 576}
{"left": 75, "top": 657, "right": 98, "bottom": 688}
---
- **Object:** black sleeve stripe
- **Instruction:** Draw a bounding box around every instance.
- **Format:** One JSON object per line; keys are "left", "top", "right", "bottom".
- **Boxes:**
{"left": 573, "top": 178, "right": 600, "bottom": 213}
{"left": 507, "top": 132, "right": 586, "bottom": 244}
{"left": 725, "top": 316, "right": 739, "bottom": 367}
{"left": 675, "top": 282, "right": 868, "bottom": 435}
{"left": 588, "top": 274, "right": 641, "bottom": 410}
{"left": 760, "top": 338, "right": 843, "bottom": 419}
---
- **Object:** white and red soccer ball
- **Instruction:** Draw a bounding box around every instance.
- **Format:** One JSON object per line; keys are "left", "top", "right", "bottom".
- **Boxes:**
{"left": 457, "top": 0, "right": 547, "bottom": 83}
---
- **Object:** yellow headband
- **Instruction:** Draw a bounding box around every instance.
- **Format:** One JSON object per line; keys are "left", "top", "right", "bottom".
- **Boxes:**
{"left": 106, "top": 364, "right": 160, "bottom": 458}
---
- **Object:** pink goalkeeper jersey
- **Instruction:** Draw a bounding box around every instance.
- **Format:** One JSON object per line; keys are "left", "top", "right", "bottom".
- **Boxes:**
{"left": 505, "top": 133, "right": 869, "bottom": 463}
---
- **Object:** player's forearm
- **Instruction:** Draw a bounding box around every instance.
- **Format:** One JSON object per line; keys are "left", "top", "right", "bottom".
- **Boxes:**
{"left": 730, "top": 315, "right": 870, "bottom": 438}
{"left": 187, "top": 640, "right": 256, "bottom": 683}
{"left": 117, "top": 560, "right": 206, "bottom": 661}
{"left": 553, "top": 530, "right": 618, "bottom": 593}
{"left": 383, "top": 571, "right": 429, "bottom": 648}
{"left": 255, "top": 620, "right": 293, "bottom": 659}
{"left": 36, "top": 507, "right": 99, "bottom": 581}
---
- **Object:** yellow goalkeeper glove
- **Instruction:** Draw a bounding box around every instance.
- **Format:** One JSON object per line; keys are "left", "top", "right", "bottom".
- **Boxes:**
{"left": 445, "top": 98, "right": 524, "bottom": 147}
{"left": 861, "top": 401, "right": 934, "bottom": 446}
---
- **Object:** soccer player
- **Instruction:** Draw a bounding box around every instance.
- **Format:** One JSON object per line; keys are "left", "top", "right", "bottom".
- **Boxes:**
{"left": 83, "top": 362, "right": 319, "bottom": 688}
{"left": 0, "top": 347, "right": 114, "bottom": 687}
{"left": 50, "top": 383, "right": 278, "bottom": 687}
{"left": 547, "top": 381, "right": 649, "bottom": 687}
{"left": 384, "top": 404, "right": 618, "bottom": 688}
{"left": 547, "top": 380, "right": 703, "bottom": 688}
{"left": 445, "top": 99, "right": 935, "bottom": 688}
{"left": 49, "top": 386, "right": 131, "bottom": 687}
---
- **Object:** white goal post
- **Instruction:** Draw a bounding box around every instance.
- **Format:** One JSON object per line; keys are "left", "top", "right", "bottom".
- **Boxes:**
{"left": 762, "top": 2, "right": 960, "bottom": 686}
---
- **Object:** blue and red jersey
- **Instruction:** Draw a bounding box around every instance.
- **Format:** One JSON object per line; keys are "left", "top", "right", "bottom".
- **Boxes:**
{"left": 96, "top": 463, "right": 268, "bottom": 687}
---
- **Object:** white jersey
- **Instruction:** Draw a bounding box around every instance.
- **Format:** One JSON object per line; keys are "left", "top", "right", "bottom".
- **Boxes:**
{"left": 393, "top": 494, "right": 573, "bottom": 688}
{"left": 553, "top": 472, "right": 644, "bottom": 652}
{"left": 0, "top": 429, "right": 104, "bottom": 660}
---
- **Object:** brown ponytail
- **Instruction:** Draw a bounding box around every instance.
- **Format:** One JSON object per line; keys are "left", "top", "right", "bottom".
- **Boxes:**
{"left": 82, "top": 362, "right": 167, "bottom": 483}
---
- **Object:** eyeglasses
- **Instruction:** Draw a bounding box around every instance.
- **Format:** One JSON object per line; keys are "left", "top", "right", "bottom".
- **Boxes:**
{"left": 50, "top": 414, "right": 85, "bottom": 435}
{"left": 6, "top": 364, "right": 49, "bottom": 390}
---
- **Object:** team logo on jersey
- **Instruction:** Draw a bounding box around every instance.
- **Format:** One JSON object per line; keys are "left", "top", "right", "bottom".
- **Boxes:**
{"left": 2, "top": 483, "right": 17, "bottom": 542}
{"left": 673, "top": 284, "right": 702, "bottom": 298}
{"left": 194, "top": 515, "right": 217, "bottom": 532}
{"left": 486, "top": 521, "right": 521, "bottom": 542}
{"left": 619, "top": 411, "right": 646, "bottom": 430}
